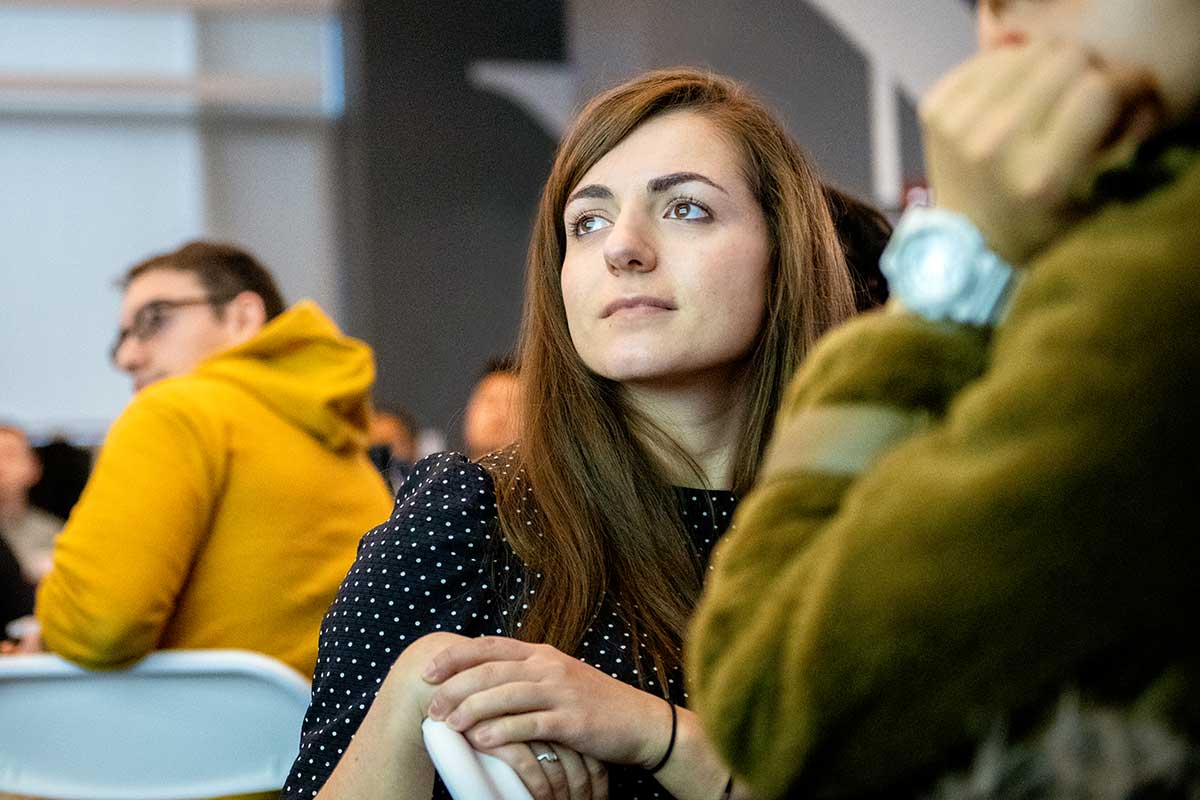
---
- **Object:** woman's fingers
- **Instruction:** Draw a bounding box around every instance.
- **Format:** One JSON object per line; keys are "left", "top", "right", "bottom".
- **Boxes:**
{"left": 423, "top": 635, "right": 535, "bottom": 683}
{"left": 478, "top": 741, "right": 602, "bottom": 800}
{"left": 444, "top": 681, "right": 552, "bottom": 732}
{"left": 427, "top": 659, "right": 532, "bottom": 719}
{"left": 536, "top": 743, "right": 573, "bottom": 800}
{"left": 481, "top": 742, "right": 554, "bottom": 800}
{"left": 465, "top": 710, "right": 556, "bottom": 750}
{"left": 582, "top": 754, "right": 608, "bottom": 800}
{"left": 552, "top": 745, "right": 610, "bottom": 800}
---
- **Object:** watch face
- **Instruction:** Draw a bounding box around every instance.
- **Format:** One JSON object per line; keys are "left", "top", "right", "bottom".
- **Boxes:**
{"left": 899, "top": 232, "right": 972, "bottom": 307}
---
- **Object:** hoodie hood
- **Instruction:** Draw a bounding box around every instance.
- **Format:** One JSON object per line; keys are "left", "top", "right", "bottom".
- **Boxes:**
{"left": 192, "top": 300, "right": 375, "bottom": 454}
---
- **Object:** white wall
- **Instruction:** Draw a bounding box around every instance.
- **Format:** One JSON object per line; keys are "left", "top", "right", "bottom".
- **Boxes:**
{"left": 0, "top": 4, "right": 342, "bottom": 443}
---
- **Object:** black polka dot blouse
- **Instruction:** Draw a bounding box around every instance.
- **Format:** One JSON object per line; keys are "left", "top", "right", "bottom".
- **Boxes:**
{"left": 284, "top": 449, "right": 738, "bottom": 799}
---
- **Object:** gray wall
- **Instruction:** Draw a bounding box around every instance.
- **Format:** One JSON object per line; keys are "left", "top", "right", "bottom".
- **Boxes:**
{"left": 343, "top": 1, "right": 563, "bottom": 448}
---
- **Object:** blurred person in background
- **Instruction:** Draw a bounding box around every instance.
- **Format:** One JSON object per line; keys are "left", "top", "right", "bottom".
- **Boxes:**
{"left": 1, "top": 532, "right": 35, "bottom": 631}
{"left": 0, "top": 423, "right": 62, "bottom": 582}
{"left": 27, "top": 241, "right": 392, "bottom": 676}
{"left": 368, "top": 406, "right": 420, "bottom": 491}
{"left": 462, "top": 355, "right": 521, "bottom": 460}
{"left": 824, "top": 185, "right": 892, "bottom": 311}
{"left": 689, "top": 0, "right": 1200, "bottom": 797}
{"left": 28, "top": 436, "right": 93, "bottom": 522}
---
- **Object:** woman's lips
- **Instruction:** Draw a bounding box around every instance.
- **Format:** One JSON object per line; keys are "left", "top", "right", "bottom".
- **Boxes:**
{"left": 601, "top": 296, "right": 677, "bottom": 318}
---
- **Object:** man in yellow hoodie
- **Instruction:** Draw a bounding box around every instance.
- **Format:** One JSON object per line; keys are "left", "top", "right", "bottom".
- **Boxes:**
{"left": 32, "top": 241, "right": 393, "bottom": 677}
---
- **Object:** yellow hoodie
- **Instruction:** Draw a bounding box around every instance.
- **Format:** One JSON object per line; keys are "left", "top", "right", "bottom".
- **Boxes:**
{"left": 37, "top": 301, "right": 393, "bottom": 676}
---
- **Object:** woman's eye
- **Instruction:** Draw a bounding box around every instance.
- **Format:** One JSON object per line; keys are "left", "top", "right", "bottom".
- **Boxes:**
{"left": 666, "top": 201, "right": 709, "bottom": 220}
{"left": 573, "top": 214, "right": 611, "bottom": 236}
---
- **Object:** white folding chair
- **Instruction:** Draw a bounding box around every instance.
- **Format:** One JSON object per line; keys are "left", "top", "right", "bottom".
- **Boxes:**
{"left": 423, "top": 719, "right": 532, "bottom": 800}
{"left": 0, "top": 649, "right": 310, "bottom": 799}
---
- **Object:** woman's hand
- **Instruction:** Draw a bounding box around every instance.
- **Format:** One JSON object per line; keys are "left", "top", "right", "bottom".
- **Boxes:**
{"left": 398, "top": 634, "right": 608, "bottom": 799}
{"left": 481, "top": 741, "right": 608, "bottom": 800}
{"left": 422, "top": 636, "right": 672, "bottom": 769}
{"left": 920, "top": 38, "right": 1161, "bottom": 265}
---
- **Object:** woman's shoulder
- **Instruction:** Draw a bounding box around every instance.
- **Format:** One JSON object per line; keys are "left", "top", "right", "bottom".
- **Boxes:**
{"left": 365, "top": 451, "right": 496, "bottom": 546}
{"left": 396, "top": 450, "right": 492, "bottom": 494}
{"left": 366, "top": 448, "right": 528, "bottom": 548}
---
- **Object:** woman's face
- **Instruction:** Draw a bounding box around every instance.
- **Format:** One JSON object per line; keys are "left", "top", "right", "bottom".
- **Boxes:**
{"left": 978, "top": 0, "right": 1200, "bottom": 121}
{"left": 559, "top": 110, "right": 771, "bottom": 389}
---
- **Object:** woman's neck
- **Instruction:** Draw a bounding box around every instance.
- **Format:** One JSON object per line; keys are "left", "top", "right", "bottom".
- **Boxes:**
{"left": 621, "top": 369, "right": 748, "bottom": 490}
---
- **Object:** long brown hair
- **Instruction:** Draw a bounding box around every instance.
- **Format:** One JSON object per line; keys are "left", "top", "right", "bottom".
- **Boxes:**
{"left": 494, "top": 68, "right": 856, "bottom": 685}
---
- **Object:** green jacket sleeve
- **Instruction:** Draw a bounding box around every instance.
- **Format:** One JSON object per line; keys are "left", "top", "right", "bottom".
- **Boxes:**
{"left": 688, "top": 158, "right": 1200, "bottom": 799}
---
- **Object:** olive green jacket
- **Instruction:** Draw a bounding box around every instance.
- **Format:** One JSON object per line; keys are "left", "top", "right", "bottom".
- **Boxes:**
{"left": 688, "top": 149, "right": 1200, "bottom": 799}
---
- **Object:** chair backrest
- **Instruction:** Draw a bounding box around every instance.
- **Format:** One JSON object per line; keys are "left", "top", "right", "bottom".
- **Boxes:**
{"left": 0, "top": 649, "right": 311, "bottom": 800}
{"left": 422, "top": 718, "right": 532, "bottom": 800}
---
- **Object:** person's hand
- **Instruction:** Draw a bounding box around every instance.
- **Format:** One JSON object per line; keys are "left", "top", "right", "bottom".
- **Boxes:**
{"left": 920, "top": 38, "right": 1162, "bottom": 265}
{"left": 0, "top": 625, "right": 44, "bottom": 655}
{"left": 422, "top": 636, "right": 672, "bottom": 769}
{"left": 481, "top": 741, "right": 608, "bottom": 800}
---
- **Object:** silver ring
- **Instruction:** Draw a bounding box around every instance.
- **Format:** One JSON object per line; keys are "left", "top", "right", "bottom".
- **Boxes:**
{"left": 535, "top": 751, "right": 560, "bottom": 763}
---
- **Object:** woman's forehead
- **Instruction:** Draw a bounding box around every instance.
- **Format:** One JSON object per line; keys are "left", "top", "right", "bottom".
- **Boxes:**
{"left": 568, "top": 111, "right": 747, "bottom": 197}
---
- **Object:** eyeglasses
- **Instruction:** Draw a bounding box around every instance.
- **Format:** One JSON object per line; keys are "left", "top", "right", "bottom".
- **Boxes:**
{"left": 109, "top": 295, "right": 233, "bottom": 363}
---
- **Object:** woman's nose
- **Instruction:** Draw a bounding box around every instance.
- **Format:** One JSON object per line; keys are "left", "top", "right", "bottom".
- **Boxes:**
{"left": 602, "top": 214, "right": 657, "bottom": 274}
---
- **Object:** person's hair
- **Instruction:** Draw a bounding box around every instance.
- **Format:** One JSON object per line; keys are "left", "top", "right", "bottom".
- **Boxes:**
{"left": 825, "top": 186, "right": 892, "bottom": 311}
{"left": 121, "top": 240, "right": 286, "bottom": 321}
{"left": 494, "top": 67, "right": 857, "bottom": 685}
{"left": 374, "top": 406, "right": 419, "bottom": 439}
{"left": 480, "top": 354, "right": 518, "bottom": 379}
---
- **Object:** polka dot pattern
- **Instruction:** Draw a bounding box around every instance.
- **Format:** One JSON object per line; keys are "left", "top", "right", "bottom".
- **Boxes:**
{"left": 285, "top": 449, "right": 737, "bottom": 799}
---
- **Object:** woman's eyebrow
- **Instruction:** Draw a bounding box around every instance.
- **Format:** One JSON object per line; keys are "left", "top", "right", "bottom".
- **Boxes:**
{"left": 565, "top": 184, "right": 613, "bottom": 206}
{"left": 648, "top": 172, "right": 727, "bottom": 194}
{"left": 565, "top": 172, "right": 728, "bottom": 208}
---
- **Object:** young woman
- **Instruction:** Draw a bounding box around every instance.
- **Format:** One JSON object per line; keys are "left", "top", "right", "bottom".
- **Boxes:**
{"left": 284, "top": 67, "right": 856, "bottom": 800}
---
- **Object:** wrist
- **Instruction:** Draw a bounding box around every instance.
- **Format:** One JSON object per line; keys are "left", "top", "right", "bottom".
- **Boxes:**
{"left": 652, "top": 708, "right": 732, "bottom": 799}
{"left": 637, "top": 695, "right": 676, "bottom": 770}
{"left": 383, "top": 649, "right": 438, "bottom": 733}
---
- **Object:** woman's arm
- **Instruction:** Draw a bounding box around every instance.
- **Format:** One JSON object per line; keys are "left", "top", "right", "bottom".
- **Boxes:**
{"left": 423, "top": 636, "right": 751, "bottom": 800}
{"left": 288, "top": 454, "right": 608, "bottom": 800}
{"left": 314, "top": 632, "right": 609, "bottom": 800}
{"left": 314, "top": 633, "right": 449, "bottom": 800}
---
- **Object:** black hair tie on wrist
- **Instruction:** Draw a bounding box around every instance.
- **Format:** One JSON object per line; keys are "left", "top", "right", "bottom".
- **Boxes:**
{"left": 648, "top": 699, "right": 678, "bottom": 774}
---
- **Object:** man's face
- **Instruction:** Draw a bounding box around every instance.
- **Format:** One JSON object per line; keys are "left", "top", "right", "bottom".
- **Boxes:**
{"left": 0, "top": 429, "right": 40, "bottom": 499}
{"left": 463, "top": 371, "right": 521, "bottom": 460}
{"left": 112, "top": 268, "right": 242, "bottom": 392}
{"left": 978, "top": 0, "right": 1200, "bottom": 120}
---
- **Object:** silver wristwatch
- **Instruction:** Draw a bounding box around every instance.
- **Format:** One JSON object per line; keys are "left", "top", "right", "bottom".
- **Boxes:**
{"left": 880, "top": 206, "right": 1018, "bottom": 326}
